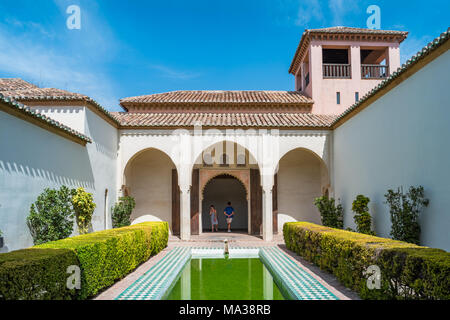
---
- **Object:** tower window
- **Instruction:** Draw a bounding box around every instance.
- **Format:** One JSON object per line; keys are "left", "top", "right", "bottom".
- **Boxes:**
{"left": 336, "top": 92, "right": 341, "bottom": 105}
{"left": 355, "top": 92, "right": 359, "bottom": 102}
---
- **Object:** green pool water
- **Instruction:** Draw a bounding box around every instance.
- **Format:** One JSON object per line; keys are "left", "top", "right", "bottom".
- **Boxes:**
{"left": 163, "top": 258, "right": 287, "bottom": 300}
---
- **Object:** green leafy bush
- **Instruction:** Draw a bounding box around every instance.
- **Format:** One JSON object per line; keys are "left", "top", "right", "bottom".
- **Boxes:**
{"left": 385, "top": 186, "right": 429, "bottom": 245}
{"left": 111, "top": 196, "right": 136, "bottom": 228}
{"left": 72, "top": 187, "right": 96, "bottom": 235}
{"left": 314, "top": 196, "right": 343, "bottom": 229}
{"left": 27, "top": 186, "right": 76, "bottom": 245}
{"left": 37, "top": 221, "right": 168, "bottom": 299}
{"left": 352, "top": 195, "right": 375, "bottom": 235}
{"left": 283, "top": 222, "right": 450, "bottom": 300}
{"left": 0, "top": 248, "right": 79, "bottom": 300}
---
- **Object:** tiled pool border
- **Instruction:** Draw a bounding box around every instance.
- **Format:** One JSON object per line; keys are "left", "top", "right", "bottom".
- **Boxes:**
{"left": 115, "top": 246, "right": 338, "bottom": 300}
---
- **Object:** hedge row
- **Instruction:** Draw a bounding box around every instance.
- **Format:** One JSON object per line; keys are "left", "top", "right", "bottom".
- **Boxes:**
{"left": 283, "top": 222, "right": 450, "bottom": 300}
{"left": 0, "top": 222, "right": 169, "bottom": 300}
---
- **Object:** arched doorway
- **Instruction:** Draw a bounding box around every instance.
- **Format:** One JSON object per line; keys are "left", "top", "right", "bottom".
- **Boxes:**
{"left": 191, "top": 140, "right": 264, "bottom": 236}
{"left": 275, "top": 148, "right": 330, "bottom": 232}
{"left": 123, "top": 148, "right": 177, "bottom": 234}
{"left": 201, "top": 174, "right": 248, "bottom": 232}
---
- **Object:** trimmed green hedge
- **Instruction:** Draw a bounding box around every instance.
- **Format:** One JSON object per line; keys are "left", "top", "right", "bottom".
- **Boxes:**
{"left": 0, "top": 248, "right": 78, "bottom": 300}
{"left": 283, "top": 222, "right": 450, "bottom": 300}
{"left": 0, "top": 222, "right": 168, "bottom": 300}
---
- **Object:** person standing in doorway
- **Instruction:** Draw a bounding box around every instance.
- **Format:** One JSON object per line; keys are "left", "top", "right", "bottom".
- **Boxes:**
{"left": 210, "top": 205, "right": 218, "bottom": 232}
{"left": 224, "top": 201, "right": 235, "bottom": 233}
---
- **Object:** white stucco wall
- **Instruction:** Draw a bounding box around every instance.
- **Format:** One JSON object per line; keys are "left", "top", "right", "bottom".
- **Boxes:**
{"left": 83, "top": 108, "right": 118, "bottom": 231}
{"left": 333, "top": 50, "right": 450, "bottom": 251}
{"left": 30, "top": 106, "right": 86, "bottom": 133}
{"left": 125, "top": 148, "right": 175, "bottom": 232}
{"left": 277, "top": 148, "right": 328, "bottom": 232}
{"left": 0, "top": 110, "right": 93, "bottom": 252}
{"left": 0, "top": 105, "right": 118, "bottom": 252}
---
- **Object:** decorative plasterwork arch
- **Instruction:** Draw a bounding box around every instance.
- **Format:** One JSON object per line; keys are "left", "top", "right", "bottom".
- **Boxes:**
{"left": 199, "top": 169, "right": 250, "bottom": 201}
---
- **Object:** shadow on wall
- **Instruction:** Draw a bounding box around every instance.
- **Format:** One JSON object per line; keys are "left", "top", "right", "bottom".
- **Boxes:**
{"left": 0, "top": 111, "right": 95, "bottom": 251}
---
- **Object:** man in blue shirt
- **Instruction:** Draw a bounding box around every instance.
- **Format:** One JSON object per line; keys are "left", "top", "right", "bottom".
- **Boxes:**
{"left": 224, "top": 201, "right": 235, "bottom": 233}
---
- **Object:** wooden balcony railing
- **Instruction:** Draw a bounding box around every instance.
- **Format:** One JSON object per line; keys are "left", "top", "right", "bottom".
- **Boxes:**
{"left": 361, "top": 64, "right": 389, "bottom": 79}
{"left": 323, "top": 63, "right": 351, "bottom": 79}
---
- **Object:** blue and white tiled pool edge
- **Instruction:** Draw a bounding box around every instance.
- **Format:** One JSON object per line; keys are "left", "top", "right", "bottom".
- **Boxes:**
{"left": 115, "top": 246, "right": 338, "bottom": 300}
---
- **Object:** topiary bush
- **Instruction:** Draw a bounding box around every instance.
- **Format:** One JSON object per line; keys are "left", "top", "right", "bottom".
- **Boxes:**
{"left": 111, "top": 196, "right": 136, "bottom": 228}
{"left": 0, "top": 248, "right": 79, "bottom": 300}
{"left": 283, "top": 222, "right": 450, "bottom": 300}
{"left": 0, "top": 222, "right": 168, "bottom": 300}
{"left": 385, "top": 186, "right": 429, "bottom": 245}
{"left": 72, "top": 187, "right": 96, "bottom": 235}
{"left": 27, "top": 186, "right": 76, "bottom": 245}
{"left": 314, "top": 196, "right": 343, "bottom": 229}
{"left": 37, "top": 221, "right": 168, "bottom": 299}
{"left": 352, "top": 195, "right": 375, "bottom": 235}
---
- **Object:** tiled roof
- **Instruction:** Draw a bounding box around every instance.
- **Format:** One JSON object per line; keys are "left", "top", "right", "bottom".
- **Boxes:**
{"left": 0, "top": 78, "right": 38, "bottom": 91}
{"left": 0, "top": 79, "right": 120, "bottom": 126}
{"left": 120, "top": 90, "right": 313, "bottom": 107}
{"left": 0, "top": 87, "right": 89, "bottom": 99}
{"left": 307, "top": 26, "right": 408, "bottom": 36}
{"left": 332, "top": 28, "right": 450, "bottom": 127}
{"left": 112, "top": 112, "right": 336, "bottom": 128}
{"left": 289, "top": 26, "right": 408, "bottom": 74}
{"left": 0, "top": 93, "right": 92, "bottom": 144}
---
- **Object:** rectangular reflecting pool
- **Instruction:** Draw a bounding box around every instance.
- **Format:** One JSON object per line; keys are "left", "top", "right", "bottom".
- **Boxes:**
{"left": 115, "top": 247, "right": 339, "bottom": 300}
{"left": 163, "top": 258, "right": 287, "bottom": 300}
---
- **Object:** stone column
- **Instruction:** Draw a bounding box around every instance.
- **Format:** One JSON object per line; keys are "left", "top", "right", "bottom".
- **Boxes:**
{"left": 180, "top": 186, "right": 191, "bottom": 241}
{"left": 350, "top": 45, "right": 361, "bottom": 80}
{"left": 262, "top": 185, "right": 273, "bottom": 242}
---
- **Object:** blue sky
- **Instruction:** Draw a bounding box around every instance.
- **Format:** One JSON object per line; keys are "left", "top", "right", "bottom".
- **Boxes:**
{"left": 0, "top": 0, "right": 448, "bottom": 111}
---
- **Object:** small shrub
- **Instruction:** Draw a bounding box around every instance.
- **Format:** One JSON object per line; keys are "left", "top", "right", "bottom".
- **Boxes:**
{"left": 112, "top": 196, "right": 136, "bottom": 228}
{"left": 385, "top": 186, "right": 429, "bottom": 245}
{"left": 352, "top": 195, "right": 375, "bottom": 235}
{"left": 314, "top": 196, "right": 343, "bottom": 229}
{"left": 72, "top": 187, "right": 96, "bottom": 235}
{"left": 27, "top": 186, "right": 76, "bottom": 245}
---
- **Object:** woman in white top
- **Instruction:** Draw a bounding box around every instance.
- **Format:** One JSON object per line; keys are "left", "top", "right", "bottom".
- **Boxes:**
{"left": 209, "top": 205, "right": 218, "bottom": 232}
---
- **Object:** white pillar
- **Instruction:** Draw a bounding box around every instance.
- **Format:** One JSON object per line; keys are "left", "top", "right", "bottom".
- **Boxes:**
{"left": 262, "top": 185, "right": 273, "bottom": 242}
{"left": 180, "top": 186, "right": 191, "bottom": 241}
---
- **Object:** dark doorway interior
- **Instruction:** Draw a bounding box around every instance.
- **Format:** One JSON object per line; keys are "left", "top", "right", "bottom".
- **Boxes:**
{"left": 202, "top": 175, "right": 248, "bottom": 232}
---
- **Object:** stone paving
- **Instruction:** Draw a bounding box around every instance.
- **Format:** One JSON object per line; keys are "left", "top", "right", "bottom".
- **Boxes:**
{"left": 94, "top": 231, "right": 360, "bottom": 300}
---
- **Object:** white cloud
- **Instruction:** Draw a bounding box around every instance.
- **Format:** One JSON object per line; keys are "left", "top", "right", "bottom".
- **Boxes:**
{"left": 295, "top": 0, "right": 324, "bottom": 27}
{"left": 328, "top": 0, "right": 359, "bottom": 27}
{"left": 149, "top": 64, "right": 202, "bottom": 80}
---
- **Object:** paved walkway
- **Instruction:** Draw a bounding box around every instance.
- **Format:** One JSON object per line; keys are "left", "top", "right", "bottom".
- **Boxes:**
{"left": 94, "top": 232, "right": 360, "bottom": 300}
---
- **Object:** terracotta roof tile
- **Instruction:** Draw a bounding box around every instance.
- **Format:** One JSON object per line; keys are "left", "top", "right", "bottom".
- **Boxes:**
{"left": 0, "top": 80, "right": 120, "bottom": 126}
{"left": 120, "top": 90, "right": 313, "bottom": 106}
{"left": 0, "top": 78, "right": 39, "bottom": 91}
{"left": 112, "top": 112, "right": 336, "bottom": 128}
{"left": 0, "top": 93, "right": 92, "bottom": 144}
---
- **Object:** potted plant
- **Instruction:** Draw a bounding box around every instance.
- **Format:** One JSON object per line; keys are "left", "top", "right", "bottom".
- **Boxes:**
{"left": 0, "top": 229, "right": 4, "bottom": 248}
